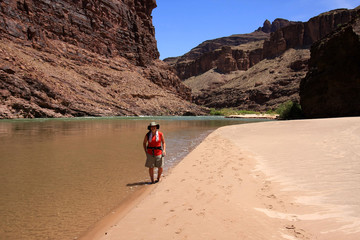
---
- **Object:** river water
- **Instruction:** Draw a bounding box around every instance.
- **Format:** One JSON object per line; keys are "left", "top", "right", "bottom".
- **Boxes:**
{"left": 0, "top": 116, "right": 267, "bottom": 240}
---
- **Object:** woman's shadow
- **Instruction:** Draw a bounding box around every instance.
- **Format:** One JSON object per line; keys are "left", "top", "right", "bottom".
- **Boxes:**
{"left": 126, "top": 181, "right": 152, "bottom": 186}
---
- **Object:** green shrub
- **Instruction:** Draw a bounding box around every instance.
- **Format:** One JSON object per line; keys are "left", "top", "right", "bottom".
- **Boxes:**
{"left": 209, "top": 108, "right": 237, "bottom": 116}
{"left": 265, "top": 109, "right": 277, "bottom": 114}
{"left": 275, "top": 101, "right": 304, "bottom": 119}
{"left": 209, "top": 108, "right": 223, "bottom": 115}
{"left": 209, "top": 108, "right": 261, "bottom": 116}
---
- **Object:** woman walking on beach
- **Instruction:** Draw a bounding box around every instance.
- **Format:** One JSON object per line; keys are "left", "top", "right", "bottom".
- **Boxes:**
{"left": 143, "top": 122, "right": 166, "bottom": 184}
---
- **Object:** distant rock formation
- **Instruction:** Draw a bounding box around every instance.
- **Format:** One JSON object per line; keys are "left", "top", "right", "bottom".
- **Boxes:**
{"left": 167, "top": 7, "right": 359, "bottom": 112}
{"left": 300, "top": 12, "right": 360, "bottom": 118}
{"left": 263, "top": 8, "right": 359, "bottom": 58}
{"left": 165, "top": 19, "right": 294, "bottom": 80}
{"left": 256, "top": 18, "right": 297, "bottom": 33}
{"left": 192, "top": 49, "right": 310, "bottom": 111}
{"left": 165, "top": 32, "right": 269, "bottom": 79}
{"left": 0, "top": 0, "right": 205, "bottom": 118}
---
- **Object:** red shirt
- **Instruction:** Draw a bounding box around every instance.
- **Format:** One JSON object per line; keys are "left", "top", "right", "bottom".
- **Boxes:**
{"left": 147, "top": 131, "right": 163, "bottom": 156}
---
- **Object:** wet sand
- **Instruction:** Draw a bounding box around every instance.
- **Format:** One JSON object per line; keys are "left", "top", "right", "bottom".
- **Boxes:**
{"left": 84, "top": 117, "right": 360, "bottom": 240}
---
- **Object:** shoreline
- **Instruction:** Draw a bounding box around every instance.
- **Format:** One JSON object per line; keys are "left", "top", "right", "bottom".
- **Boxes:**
{"left": 225, "top": 114, "right": 279, "bottom": 119}
{"left": 84, "top": 117, "right": 360, "bottom": 240}
{"left": 79, "top": 183, "right": 156, "bottom": 240}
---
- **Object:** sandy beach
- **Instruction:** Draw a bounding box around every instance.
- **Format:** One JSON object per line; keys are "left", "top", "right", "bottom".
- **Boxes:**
{"left": 226, "top": 114, "right": 279, "bottom": 119}
{"left": 82, "top": 117, "right": 360, "bottom": 240}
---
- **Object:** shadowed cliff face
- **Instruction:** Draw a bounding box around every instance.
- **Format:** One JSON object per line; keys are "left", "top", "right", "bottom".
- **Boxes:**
{"left": 0, "top": 0, "right": 206, "bottom": 118}
{"left": 300, "top": 14, "right": 360, "bottom": 118}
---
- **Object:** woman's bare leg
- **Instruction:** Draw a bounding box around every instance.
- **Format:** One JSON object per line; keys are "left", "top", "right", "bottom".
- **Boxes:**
{"left": 157, "top": 167, "right": 163, "bottom": 182}
{"left": 149, "top": 168, "right": 154, "bottom": 183}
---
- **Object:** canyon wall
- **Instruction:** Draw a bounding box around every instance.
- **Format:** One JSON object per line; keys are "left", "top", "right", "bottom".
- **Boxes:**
{"left": 1, "top": 0, "right": 158, "bottom": 66}
{"left": 0, "top": 0, "right": 205, "bottom": 118}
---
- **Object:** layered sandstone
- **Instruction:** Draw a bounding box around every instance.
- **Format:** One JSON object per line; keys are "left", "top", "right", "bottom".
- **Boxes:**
{"left": 0, "top": 0, "right": 205, "bottom": 118}
{"left": 300, "top": 12, "right": 360, "bottom": 118}
{"left": 165, "top": 32, "right": 269, "bottom": 79}
{"left": 171, "top": 39, "right": 265, "bottom": 80}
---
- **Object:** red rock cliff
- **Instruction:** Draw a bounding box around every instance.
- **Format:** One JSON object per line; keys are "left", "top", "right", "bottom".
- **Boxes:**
{"left": 1, "top": 0, "right": 158, "bottom": 66}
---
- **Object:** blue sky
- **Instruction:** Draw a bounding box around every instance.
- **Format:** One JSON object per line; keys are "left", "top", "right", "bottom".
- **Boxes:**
{"left": 152, "top": 0, "right": 359, "bottom": 59}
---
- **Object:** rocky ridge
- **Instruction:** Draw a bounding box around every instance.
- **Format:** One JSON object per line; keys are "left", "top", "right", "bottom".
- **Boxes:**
{"left": 0, "top": 0, "right": 205, "bottom": 118}
{"left": 263, "top": 8, "right": 358, "bottom": 58}
{"left": 165, "top": 19, "right": 294, "bottom": 79}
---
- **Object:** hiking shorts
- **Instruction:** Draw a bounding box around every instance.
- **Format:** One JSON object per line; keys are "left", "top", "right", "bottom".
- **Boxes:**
{"left": 145, "top": 153, "right": 164, "bottom": 168}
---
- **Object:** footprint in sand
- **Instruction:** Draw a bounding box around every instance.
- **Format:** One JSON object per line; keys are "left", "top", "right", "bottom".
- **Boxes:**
{"left": 266, "top": 204, "right": 273, "bottom": 209}
{"left": 207, "top": 179, "right": 216, "bottom": 184}
{"left": 267, "top": 194, "right": 277, "bottom": 199}
{"left": 196, "top": 210, "right": 206, "bottom": 216}
{"left": 261, "top": 181, "right": 272, "bottom": 192}
{"left": 285, "top": 225, "right": 306, "bottom": 238}
{"left": 285, "top": 225, "right": 295, "bottom": 229}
